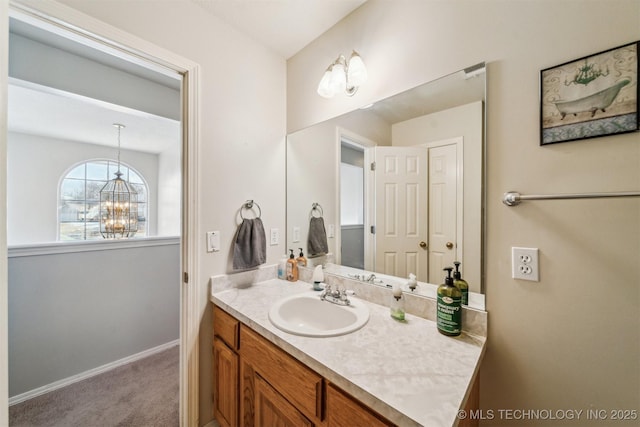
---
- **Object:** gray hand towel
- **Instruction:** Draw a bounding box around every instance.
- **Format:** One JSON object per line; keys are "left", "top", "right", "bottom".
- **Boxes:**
{"left": 307, "top": 216, "right": 329, "bottom": 257}
{"left": 232, "top": 218, "right": 266, "bottom": 270}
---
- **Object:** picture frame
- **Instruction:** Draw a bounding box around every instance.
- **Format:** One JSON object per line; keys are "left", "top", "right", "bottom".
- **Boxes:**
{"left": 540, "top": 41, "right": 639, "bottom": 145}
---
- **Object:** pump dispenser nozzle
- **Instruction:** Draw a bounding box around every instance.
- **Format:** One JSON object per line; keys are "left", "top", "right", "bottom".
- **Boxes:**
{"left": 443, "top": 267, "right": 454, "bottom": 285}
{"left": 453, "top": 261, "right": 462, "bottom": 279}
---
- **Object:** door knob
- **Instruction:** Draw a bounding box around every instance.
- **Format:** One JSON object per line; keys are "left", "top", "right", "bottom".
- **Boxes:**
{"left": 446, "top": 242, "right": 454, "bottom": 249}
{"left": 419, "top": 241, "right": 427, "bottom": 249}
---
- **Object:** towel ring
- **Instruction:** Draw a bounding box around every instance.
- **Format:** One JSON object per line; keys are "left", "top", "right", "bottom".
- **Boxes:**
{"left": 310, "top": 202, "right": 323, "bottom": 218}
{"left": 240, "top": 200, "right": 262, "bottom": 219}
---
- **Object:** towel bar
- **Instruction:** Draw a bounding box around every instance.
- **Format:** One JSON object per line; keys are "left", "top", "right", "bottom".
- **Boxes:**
{"left": 503, "top": 191, "right": 640, "bottom": 206}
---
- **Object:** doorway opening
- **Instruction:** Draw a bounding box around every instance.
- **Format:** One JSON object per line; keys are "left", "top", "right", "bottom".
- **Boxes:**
{"left": 5, "top": 4, "right": 199, "bottom": 425}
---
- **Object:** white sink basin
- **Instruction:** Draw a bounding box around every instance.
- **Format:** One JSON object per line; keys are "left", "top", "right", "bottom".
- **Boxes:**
{"left": 268, "top": 291, "right": 370, "bottom": 337}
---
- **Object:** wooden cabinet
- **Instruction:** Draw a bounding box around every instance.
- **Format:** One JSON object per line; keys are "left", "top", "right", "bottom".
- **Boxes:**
{"left": 213, "top": 306, "right": 240, "bottom": 427}
{"left": 240, "top": 325, "right": 322, "bottom": 422}
{"left": 254, "top": 374, "right": 314, "bottom": 427}
{"left": 213, "top": 305, "right": 430, "bottom": 427}
{"left": 327, "top": 383, "right": 394, "bottom": 427}
{"left": 213, "top": 337, "right": 239, "bottom": 427}
{"left": 458, "top": 375, "right": 480, "bottom": 427}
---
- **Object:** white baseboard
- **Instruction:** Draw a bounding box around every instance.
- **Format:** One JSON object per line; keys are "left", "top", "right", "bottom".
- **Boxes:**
{"left": 9, "top": 339, "right": 179, "bottom": 406}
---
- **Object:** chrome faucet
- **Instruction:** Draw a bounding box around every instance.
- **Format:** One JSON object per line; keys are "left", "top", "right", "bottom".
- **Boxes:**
{"left": 320, "top": 283, "right": 353, "bottom": 306}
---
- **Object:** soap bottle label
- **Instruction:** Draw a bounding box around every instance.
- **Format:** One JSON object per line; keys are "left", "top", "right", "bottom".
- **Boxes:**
{"left": 461, "top": 289, "right": 468, "bottom": 306}
{"left": 437, "top": 294, "right": 462, "bottom": 335}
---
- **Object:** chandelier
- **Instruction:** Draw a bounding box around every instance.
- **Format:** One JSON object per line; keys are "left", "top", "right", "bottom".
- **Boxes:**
{"left": 99, "top": 123, "right": 138, "bottom": 239}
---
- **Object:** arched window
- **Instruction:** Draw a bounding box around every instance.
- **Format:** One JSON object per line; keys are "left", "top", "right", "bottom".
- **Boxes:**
{"left": 59, "top": 160, "right": 148, "bottom": 240}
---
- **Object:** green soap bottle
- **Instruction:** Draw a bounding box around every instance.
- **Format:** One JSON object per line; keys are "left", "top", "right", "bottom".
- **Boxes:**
{"left": 437, "top": 267, "right": 462, "bottom": 336}
{"left": 453, "top": 261, "right": 469, "bottom": 306}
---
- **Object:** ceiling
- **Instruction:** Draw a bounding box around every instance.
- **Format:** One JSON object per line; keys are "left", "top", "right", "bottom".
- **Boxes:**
{"left": 192, "top": 0, "right": 367, "bottom": 59}
{"left": 8, "top": 1, "right": 367, "bottom": 153}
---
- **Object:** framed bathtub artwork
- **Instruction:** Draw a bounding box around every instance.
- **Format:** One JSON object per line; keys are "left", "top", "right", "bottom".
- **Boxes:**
{"left": 540, "top": 41, "right": 639, "bottom": 145}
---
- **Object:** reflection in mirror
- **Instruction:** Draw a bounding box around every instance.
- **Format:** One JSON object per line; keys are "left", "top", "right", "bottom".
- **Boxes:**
{"left": 287, "top": 63, "right": 486, "bottom": 306}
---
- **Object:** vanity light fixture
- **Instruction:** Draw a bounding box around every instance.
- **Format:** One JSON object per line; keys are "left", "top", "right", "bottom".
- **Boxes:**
{"left": 99, "top": 123, "right": 139, "bottom": 239}
{"left": 317, "top": 50, "right": 368, "bottom": 98}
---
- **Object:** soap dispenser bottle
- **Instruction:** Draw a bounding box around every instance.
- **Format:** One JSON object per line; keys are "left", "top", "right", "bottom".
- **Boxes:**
{"left": 286, "top": 249, "right": 298, "bottom": 282}
{"left": 296, "top": 248, "right": 308, "bottom": 267}
{"left": 453, "top": 261, "right": 469, "bottom": 306}
{"left": 277, "top": 254, "right": 288, "bottom": 279}
{"left": 407, "top": 273, "right": 417, "bottom": 292}
{"left": 437, "top": 267, "right": 462, "bottom": 336}
{"left": 390, "top": 283, "right": 406, "bottom": 321}
{"left": 312, "top": 265, "right": 324, "bottom": 291}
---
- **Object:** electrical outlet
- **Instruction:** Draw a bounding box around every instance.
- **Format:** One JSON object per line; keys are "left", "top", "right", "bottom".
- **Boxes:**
{"left": 512, "top": 247, "right": 539, "bottom": 281}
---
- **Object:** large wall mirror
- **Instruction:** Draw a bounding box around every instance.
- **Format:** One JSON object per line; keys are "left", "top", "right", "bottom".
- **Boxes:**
{"left": 287, "top": 63, "right": 486, "bottom": 305}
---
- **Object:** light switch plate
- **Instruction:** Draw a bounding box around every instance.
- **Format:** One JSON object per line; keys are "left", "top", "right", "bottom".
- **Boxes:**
{"left": 327, "top": 224, "right": 335, "bottom": 238}
{"left": 292, "top": 226, "right": 300, "bottom": 243}
{"left": 270, "top": 228, "right": 279, "bottom": 246}
{"left": 207, "top": 231, "right": 220, "bottom": 253}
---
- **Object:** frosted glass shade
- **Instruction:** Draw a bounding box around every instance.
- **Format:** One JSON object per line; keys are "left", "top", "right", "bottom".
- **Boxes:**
{"left": 317, "top": 69, "right": 334, "bottom": 98}
{"left": 329, "top": 62, "right": 347, "bottom": 93}
{"left": 347, "top": 52, "right": 368, "bottom": 87}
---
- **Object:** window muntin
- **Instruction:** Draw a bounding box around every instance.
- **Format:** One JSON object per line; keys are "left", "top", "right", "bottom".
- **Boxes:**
{"left": 59, "top": 160, "right": 148, "bottom": 240}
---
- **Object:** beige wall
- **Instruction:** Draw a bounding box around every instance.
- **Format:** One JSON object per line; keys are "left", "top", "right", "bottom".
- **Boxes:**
{"left": 288, "top": 0, "right": 639, "bottom": 425}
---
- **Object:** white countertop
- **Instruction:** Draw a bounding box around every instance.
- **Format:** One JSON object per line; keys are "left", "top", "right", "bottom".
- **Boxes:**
{"left": 211, "top": 278, "right": 486, "bottom": 427}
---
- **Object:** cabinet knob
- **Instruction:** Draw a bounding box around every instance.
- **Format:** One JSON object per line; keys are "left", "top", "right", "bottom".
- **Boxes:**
{"left": 419, "top": 241, "right": 427, "bottom": 249}
{"left": 446, "top": 242, "right": 454, "bottom": 249}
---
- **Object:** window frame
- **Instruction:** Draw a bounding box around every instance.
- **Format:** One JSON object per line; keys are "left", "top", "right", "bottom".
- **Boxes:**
{"left": 57, "top": 158, "right": 149, "bottom": 241}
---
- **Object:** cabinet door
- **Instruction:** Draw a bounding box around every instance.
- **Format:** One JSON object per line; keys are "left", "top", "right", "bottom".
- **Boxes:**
{"left": 327, "top": 383, "right": 394, "bottom": 427}
{"left": 255, "top": 374, "right": 314, "bottom": 427}
{"left": 240, "top": 325, "right": 322, "bottom": 420}
{"left": 213, "top": 337, "right": 239, "bottom": 427}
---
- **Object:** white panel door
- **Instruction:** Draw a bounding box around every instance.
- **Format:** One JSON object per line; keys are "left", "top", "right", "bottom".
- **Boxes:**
{"left": 374, "top": 147, "right": 428, "bottom": 281}
{"left": 428, "top": 143, "right": 458, "bottom": 284}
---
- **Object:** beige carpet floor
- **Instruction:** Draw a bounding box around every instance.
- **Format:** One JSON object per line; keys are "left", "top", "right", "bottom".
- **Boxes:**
{"left": 9, "top": 345, "right": 179, "bottom": 427}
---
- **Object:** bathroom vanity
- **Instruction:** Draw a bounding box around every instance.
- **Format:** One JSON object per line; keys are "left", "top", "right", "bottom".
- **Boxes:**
{"left": 210, "top": 275, "right": 486, "bottom": 427}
